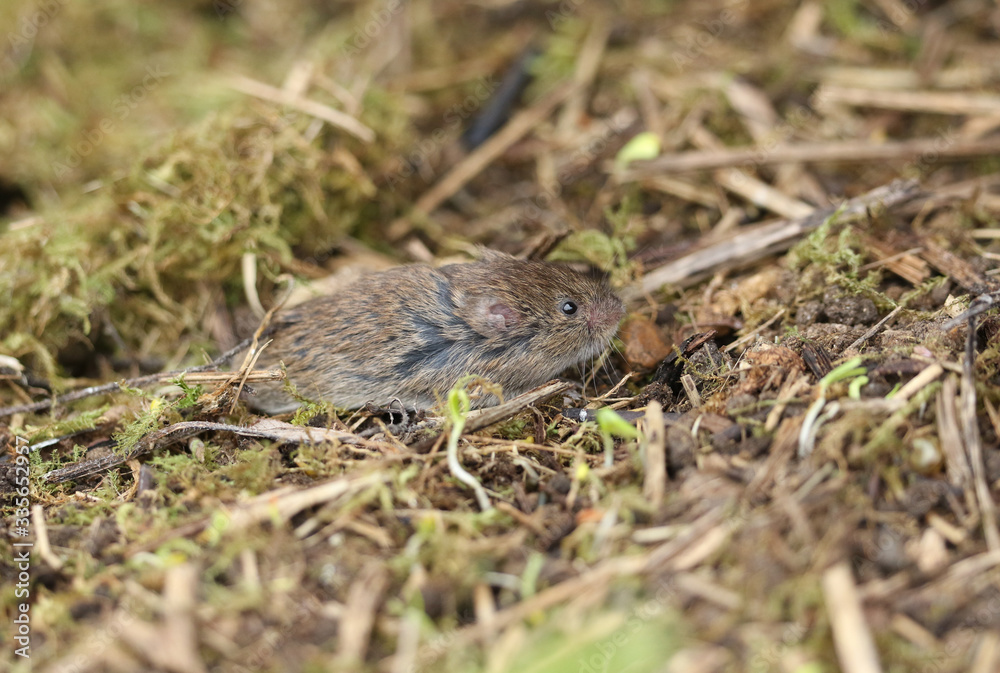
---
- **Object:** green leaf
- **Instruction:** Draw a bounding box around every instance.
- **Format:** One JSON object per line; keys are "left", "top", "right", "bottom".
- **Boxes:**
{"left": 819, "top": 356, "right": 866, "bottom": 393}
{"left": 615, "top": 131, "right": 661, "bottom": 168}
{"left": 596, "top": 408, "right": 639, "bottom": 439}
{"left": 848, "top": 375, "right": 869, "bottom": 400}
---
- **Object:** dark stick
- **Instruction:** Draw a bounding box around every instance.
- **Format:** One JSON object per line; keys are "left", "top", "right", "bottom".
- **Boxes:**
{"left": 461, "top": 45, "right": 539, "bottom": 150}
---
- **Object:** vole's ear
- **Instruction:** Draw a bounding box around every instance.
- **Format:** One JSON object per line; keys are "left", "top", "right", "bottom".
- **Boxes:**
{"left": 462, "top": 295, "right": 521, "bottom": 336}
{"left": 483, "top": 300, "right": 520, "bottom": 331}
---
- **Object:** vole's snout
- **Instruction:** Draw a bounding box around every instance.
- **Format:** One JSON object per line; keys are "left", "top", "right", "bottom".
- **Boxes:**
{"left": 587, "top": 296, "right": 626, "bottom": 333}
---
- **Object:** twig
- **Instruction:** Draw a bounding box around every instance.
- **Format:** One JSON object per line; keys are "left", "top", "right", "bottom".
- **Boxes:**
{"left": 942, "top": 292, "right": 1000, "bottom": 330}
{"left": 618, "top": 136, "right": 1000, "bottom": 176}
{"left": 845, "top": 305, "right": 904, "bottom": 353}
{"left": 461, "top": 380, "right": 573, "bottom": 434}
{"left": 630, "top": 179, "right": 920, "bottom": 297}
{"left": 0, "top": 338, "right": 262, "bottom": 418}
{"left": 388, "top": 80, "right": 579, "bottom": 238}
{"left": 723, "top": 308, "right": 787, "bottom": 353}
{"left": 42, "top": 419, "right": 366, "bottom": 483}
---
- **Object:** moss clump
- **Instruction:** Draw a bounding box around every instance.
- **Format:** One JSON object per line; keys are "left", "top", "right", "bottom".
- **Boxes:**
{"left": 1, "top": 95, "right": 410, "bottom": 386}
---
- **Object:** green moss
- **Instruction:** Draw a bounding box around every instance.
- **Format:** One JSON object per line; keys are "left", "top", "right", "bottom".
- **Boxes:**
{"left": 218, "top": 444, "right": 281, "bottom": 494}
{"left": 494, "top": 417, "right": 529, "bottom": 440}
{"left": 110, "top": 395, "right": 178, "bottom": 455}
{"left": 1, "top": 28, "right": 410, "bottom": 389}
{"left": 788, "top": 213, "right": 902, "bottom": 310}
{"left": 17, "top": 407, "right": 107, "bottom": 444}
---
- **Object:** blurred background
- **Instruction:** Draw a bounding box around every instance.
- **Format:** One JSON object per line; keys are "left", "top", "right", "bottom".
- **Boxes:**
{"left": 2, "top": 0, "right": 999, "bottom": 386}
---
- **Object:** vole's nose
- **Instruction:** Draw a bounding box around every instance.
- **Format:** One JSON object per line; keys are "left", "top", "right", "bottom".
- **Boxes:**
{"left": 588, "top": 296, "right": 626, "bottom": 332}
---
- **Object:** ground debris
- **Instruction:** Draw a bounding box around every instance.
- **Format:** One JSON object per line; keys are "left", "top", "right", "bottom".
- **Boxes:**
{"left": 4, "top": 1, "right": 1000, "bottom": 672}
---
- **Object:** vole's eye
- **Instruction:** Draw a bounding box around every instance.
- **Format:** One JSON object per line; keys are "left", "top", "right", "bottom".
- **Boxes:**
{"left": 561, "top": 300, "right": 578, "bottom": 315}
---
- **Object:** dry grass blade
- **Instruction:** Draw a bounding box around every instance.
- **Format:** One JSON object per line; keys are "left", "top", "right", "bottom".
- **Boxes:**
{"left": 687, "top": 124, "right": 814, "bottom": 218}
{"left": 936, "top": 375, "right": 973, "bottom": 490}
{"left": 124, "top": 472, "right": 390, "bottom": 559}
{"left": 961, "top": 317, "right": 1000, "bottom": 550}
{"left": 224, "top": 472, "right": 388, "bottom": 532}
{"left": 336, "top": 563, "right": 390, "bottom": 666}
{"left": 816, "top": 85, "right": 1000, "bottom": 116}
{"left": 226, "top": 74, "right": 375, "bottom": 142}
{"left": 823, "top": 562, "right": 884, "bottom": 673}
{"left": 856, "top": 235, "right": 929, "bottom": 285}
{"left": 641, "top": 401, "right": 667, "bottom": 508}
{"left": 920, "top": 239, "right": 1000, "bottom": 294}
{"left": 162, "top": 564, "right": 206, "bottom": 673}
{"left": 118, "top": 564, "right": 207, "bottom": 673}
{"left": 556, "top": 18, "right": 610, "bottom": 136}
{"left": 31, "top": 504, "right": 63, "bottom": 570}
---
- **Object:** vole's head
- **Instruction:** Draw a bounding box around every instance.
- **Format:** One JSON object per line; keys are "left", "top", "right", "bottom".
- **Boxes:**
{"left": 446, "top": 251, "right": 626, "bottom": 369}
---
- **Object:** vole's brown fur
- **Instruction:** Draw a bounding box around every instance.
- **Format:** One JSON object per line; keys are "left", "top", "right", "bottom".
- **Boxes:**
{"left": 250, "top": 250, "right": 625, "bottom": 413}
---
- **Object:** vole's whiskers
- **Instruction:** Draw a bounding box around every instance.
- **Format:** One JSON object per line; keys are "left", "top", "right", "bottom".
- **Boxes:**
{"left": 608, "top": 343, "right": 623, "bottom": 378}
{"left": 601, "top": 353, "right": 615, "bottom": 385}
{"left": 586, "top": 357, "right": 595, "bottom": 398}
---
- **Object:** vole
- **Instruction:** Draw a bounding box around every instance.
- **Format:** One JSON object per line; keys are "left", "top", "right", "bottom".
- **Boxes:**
{"left": 248, "top": 249, "right": 626, "bottom": 413}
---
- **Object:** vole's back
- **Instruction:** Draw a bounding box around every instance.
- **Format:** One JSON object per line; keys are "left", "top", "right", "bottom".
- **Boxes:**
{"left": 247, "top": 253, "right": 624, "bottom": 413}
